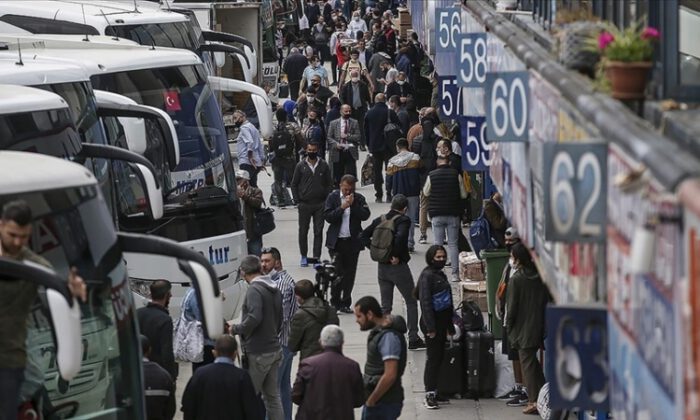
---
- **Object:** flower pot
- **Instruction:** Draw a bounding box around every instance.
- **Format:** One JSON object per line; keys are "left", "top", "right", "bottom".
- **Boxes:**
{"left": 605, "top": 61, "right": 652, "bottom": 99}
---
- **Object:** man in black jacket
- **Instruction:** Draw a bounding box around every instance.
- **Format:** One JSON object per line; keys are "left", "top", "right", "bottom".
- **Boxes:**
{"left": 141, "top": 335, "right": 176, "bottom": 420}
{"left": 340, "top": 70, "right": 372, "bottom": 150}
{"left": 416, "top": 109, "right": 440, "bottom": 244}
{"left": 283, "top": 47, "right": 309, "bottom": 100}
{"left": 291, "top": 142, "right": 334, "bottom": 267}
{"left": 137, "top": 280, "right": 177, "bottom": 379}
{"left": 364, "top": 93, "right": 401, "bottom": 202}
{"left": 324, "top": 174, "right": 371, "bottom": 313}
{"left": 360, "top": 195, "right": 424, "bottom": 349}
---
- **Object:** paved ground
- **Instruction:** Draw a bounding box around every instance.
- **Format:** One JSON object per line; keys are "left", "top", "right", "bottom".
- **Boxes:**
{"left": 173, "top": 154, "right": 532, "bottom": 420}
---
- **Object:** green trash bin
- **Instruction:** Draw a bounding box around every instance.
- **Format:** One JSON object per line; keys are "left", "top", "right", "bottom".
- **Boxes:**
{"left": 481, "top": 249, "right": 509, "bottom": 340}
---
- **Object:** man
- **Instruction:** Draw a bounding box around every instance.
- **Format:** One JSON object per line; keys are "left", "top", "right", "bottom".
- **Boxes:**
{"left": 141, "top": 335, "right": 176, "bottom": 420}
{"left": 368, "top": 51, "right": 391, "bottom": 95}
{"left": 347, "top": 10, "right": 368, "bottom": 40}
{"left": 236, "top": 170, "right": 265, "bottom": 256}
{"left": 288, "top": 279, "right": 340, "bottom": 361}
{"left": 0, "top": 200, "right": 86, "bottom": 420}
{"left": 261, "top": 247, "right": 298, "bottom": 420}
{"left": 395, "top": 47, "right": 413, "bottom": 85}
{"left": 339, "top": 49, "right": 375, "bottom": 92}
{"left": 385, "top": 72, "right": 414, "bottom": 103}
{"left": 309, "top": 75, "right": 334, "bottom": 106}
{"left": 292, "top": 325, "right": 364, "bottom": 420}
{"left": 231, "top": 255, "right": 284, "bottom": 420}
{"left": 324, "top": 175, "right": 371, "bottom": 313}
{"left": 327, "top": 104, "right": 360, "bottom": 185}
{"left": 423, "top": 156, "right": 468, "bottom": 282}
{"left": 283, "top": 47, "right": 309, "bottom": 100}
{"left": 291, "top": 142, "right": 334, "bottom": 267}
{"left": 484, "top": 192, "right": 508, "bottom": 248}
{"left": 365, "top": 93, "right": 400, "bottom": 202}
{"left": 137, "top": 280, "right": 177, "bottom": 380}
{"left": 360, "top": 195, "right": 424, "bottom": 350}
{"left": 416, "top": 109, "right": 441, "bottom": 244}
{"left": 181, "top": 335, "right": 259, "bottom": 420}
{"left": 303, "top": 109, "right": 327, "bottom": 158}
{"left": 235, "top": 110, "right": 266, "bottom": 187}
{"left": 270, "top": 108, "right": 303, "bottom": 208}
{"left": 339, "top": 69, "right": 372, "bottom": 150}
{"left": 300, "top": 56, "right": 329, "bottom": 91}
{"left": 298, "top": 88, "right": 327, "bottom": 122}
{"left": 354, "top": 296, "right": 408, "bottom": 420}
{"left": 377, "top": 60, "right": 399, "bottom": 91}
{"left": 386, "top": 139, "right": 421, "bottom": 250}
{"left": 436, "top": 138, "right": 462, "bottom": 173}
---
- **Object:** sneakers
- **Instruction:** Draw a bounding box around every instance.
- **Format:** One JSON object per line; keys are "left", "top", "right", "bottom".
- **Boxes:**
{"left": 424, "top": 392, "right": 439, "bottom": 409}
{"left": 497, "top": 386, "right": 522, "bottom": 401}
{"left": 436, "top": 394, "right": 451, "bottom": 404}
{"left": 418, "top": 234, "right": 428, "bottom": 244}
{"left": 307, "top": 257, "right": 319, "bottom": 265}
{"left": 300, "top": 256, "right": 308, "bottom": 267}
{"left": 408, "top": 338, "right": 426, "bottom": 350}
{"left": 408, "top": 246, "right": 415, "bottom": 253}
{"left": 336, "top": 306, "right": 353, "bottom": 314}
{"left": 506, "top": 393, "right": 529, "bottom": 407}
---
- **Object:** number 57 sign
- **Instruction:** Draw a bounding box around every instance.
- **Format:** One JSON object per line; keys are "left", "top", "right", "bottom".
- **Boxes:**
{"left": 543, "top": 143, "right": 607, "bottom": 242}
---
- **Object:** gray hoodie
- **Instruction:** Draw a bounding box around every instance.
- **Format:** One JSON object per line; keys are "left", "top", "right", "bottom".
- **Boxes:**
{"left": 233, "top": 275, "right": 283, "bottom": 354}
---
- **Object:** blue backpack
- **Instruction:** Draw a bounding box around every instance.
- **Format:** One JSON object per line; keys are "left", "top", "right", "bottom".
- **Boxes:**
{"left": 468, "top": 209, "right": 498, "bottom": 260}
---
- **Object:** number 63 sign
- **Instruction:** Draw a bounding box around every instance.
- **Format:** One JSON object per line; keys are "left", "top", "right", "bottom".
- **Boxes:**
{"left": 543, "top": 143, "right": 607, "bottom": 242}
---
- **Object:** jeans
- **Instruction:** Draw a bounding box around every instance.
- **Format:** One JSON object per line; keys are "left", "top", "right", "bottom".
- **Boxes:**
{"left": 431, "top": 215, "right": 460, "bottom": 276}
{"left": 272, "top": 159, "right": 296, "bottom": 203}
{"left": 361, "top": 402, "right": 403, "bottom": 420}
{"left": 330, "top": 239, "right": 360, "bottom": 308}
{"left": 276, "top": 346, "right": 295, "bottom": 420}
{"left": 248, "top": 235, "right": 263, "bottom": 256}
{"left": 406, "top": 195, "right": 419, "bottom": 247}
{"left": 298, "top": 202, "right": 324, "bottom": 259}
{"left": 247, "top": 349, "right": 284, "bottom": 420}
{"left": 377, "top": 263, "right": 419, "bottom": 341}
{"left": 240, "top": 163, "right": 260, "bottom": 187}
{"left": 419, "top": 191, "right": 429, "bottom": 236}
{"left": 0, "top": 368, "right": 23, "bottom": 420}
{"left": 519, "top": 347, "right": 545, "bottom": 403}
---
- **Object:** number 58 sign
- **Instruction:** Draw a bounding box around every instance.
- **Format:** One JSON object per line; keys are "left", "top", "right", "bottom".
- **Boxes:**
{"left": 543, "top": 143, "right": 607, "bottom": 242}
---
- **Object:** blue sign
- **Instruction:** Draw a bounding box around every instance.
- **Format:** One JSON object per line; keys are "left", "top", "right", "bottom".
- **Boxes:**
{"left": 438, "top": 76, "right": 463, "bottom": 118}
{"left": 484, "top": 71, "right": 529, "bottom": 142}
{"left": 434, "top": 8, "right": 461, "bottom": 53}
{"left": 545, "top": 304, "right": 610, "bottom": 411}
{"left": 458, "top": 116, "right": 491, "bottom": 171}
{"left": 456, "top": 33, "right": 488, "bottom": 87}
{"left": 542, "top": 143, "right": 607, "bottom": 242}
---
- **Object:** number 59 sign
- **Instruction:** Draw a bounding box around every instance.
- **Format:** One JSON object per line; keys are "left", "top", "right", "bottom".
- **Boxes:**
{"left": 543, "top": 143, "right": 607, "bottom": 242}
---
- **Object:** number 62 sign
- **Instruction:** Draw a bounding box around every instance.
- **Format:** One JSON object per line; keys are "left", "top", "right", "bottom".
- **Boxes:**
{"left": 543, "top": 143, "right": 607, "bottom": 242}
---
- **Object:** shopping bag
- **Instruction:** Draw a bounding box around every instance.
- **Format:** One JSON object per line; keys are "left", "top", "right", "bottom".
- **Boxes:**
{"left": 361, "top": 154, "right": 374, "bottom": 186}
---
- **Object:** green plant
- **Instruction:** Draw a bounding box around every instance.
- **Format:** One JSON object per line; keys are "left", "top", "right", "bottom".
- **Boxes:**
{"left": 588, "top": 19, "right": 659, "bottom": 62}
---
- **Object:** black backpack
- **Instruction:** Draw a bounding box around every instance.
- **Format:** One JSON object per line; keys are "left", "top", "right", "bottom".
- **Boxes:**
{"left": 271, "top": 124, "right": 295, "bottom": 159}
{"left": 460, "top": 300, "right": 485, "bottom": 331}
{"left": 383, "top": 109, "right": 403, "bottom": 150}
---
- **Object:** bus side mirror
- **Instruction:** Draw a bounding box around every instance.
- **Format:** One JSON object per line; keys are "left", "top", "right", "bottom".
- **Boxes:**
{"left": 128, "top": 162, "right": 165, "bottom": 220}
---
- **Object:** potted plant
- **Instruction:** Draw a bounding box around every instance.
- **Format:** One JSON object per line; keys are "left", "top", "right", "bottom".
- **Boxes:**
{"left": 592, "top": 21, "right": 660, "bottom": 99}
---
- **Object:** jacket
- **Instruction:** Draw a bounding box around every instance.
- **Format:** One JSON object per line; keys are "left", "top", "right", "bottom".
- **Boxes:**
{"left": 363, "top": 315, "right": 408, "bottom": 404}
{"left": 291, "top": 158, "right": 333, "bottom": 204}
{"left": 283, "top": 52, "right": 309, "bottom": 83}
{"left": 181, "top": 360, "right": 259, "bottom": 420}
{"left": 239, "top": 184, "right": 263, "bottom": 239}
{"left": 364, "top": 102, "right": 400, "bottom": 153}
{"left": 288, "top": 297, "right": 340, "bottom": 360}
{"left": 323, "top": 189, "right": 371, "bottom": 252}
{"left": 137, "top": 303, "right": 177, "bottom": 379}
{"left": 385, "top": 81, "right": 414, "bottom": 100}
{"left": 360, "top": 209, "right": 411, "bottom": 263}
{"left": 143, "top": 360, "right": 176, "bottom": 420}
{"left": 505, "top": 266, "right": 552, "bottom": 350}
{"left": 423, "top": 164, "right": 466, "bottom": 218}
{"left": 327, "top": 117, "right": 360, "bottom": 163}
{"left": 232, "top": 275, "right": 283, "bottom": 355}
{"left": 292, "top": 348, "right": 364, "bottom": 420}
{"left": 416, "top": 266, "right": 454, "bottom": 334}
{"left": 484, "top": 198, "right": 508, "bottom": 247}
{"left": 386, "top": 150, "right": 421, "bottom": 197}
{"left": 340, "top": 80, "right": 371, "bottom": 110}
{"left": 417, "top": 117, "right": 439, "bottom": 184}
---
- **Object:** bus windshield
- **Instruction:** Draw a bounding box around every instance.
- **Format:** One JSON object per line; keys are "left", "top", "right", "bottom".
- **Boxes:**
{"left": 5, "top": 184, "right": 143, "bottom": 419}
{"left": 90, "top": 64, "right": 235, "bottom": 199}
{"left": 0, "top": 107, "right": 81, "bottom": 158}
{"left": 105, "top": 21, "right": 201, "bottom": 52}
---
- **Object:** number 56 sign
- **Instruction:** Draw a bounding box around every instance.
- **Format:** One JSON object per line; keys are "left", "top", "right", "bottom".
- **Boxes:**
{"left": 543, "top": 143, "right": 607, "bottom": 242}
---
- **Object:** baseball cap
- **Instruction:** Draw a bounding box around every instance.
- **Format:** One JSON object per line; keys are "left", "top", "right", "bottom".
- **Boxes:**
{"left": 235, "top": 170, "right": 250, "bottom": 181}
{"left": 505, "top": 227, "right": 519, "bottom": 240}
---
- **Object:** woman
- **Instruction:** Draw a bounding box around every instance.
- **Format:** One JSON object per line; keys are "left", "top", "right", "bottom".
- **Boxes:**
{"left": 416, "top": 245, "right": 455, "bottom": 410}
{"left": 505, "top": 243, "right": 552, "bottom": 415}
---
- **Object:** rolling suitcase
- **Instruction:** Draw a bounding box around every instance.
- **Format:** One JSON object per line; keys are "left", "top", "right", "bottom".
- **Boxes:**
{"left": 464, "top": 330, "right": 496, "bottom": 398}
{"left": 437, "top": 338, "right": 463, "bottom": 397}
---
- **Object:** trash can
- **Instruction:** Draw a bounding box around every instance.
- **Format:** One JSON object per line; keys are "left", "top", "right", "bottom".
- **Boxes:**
{"left": 481, "top": 249, "right": 509, "bottom": 339}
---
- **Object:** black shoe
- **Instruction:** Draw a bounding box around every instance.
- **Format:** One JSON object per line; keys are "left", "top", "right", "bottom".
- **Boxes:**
{"left": 375, "top": 197, "right": 383, "bottom": 203}
{"left": 386, "top": 194, "right": 392, "bottom": 202}
{"left": 307, "top": 257, "right": 319, "bottom": 265}
{"left": 424, "top": 393, "right": 439, "bottom": 409}
{"left": 506, "top": 393, "right": 529, "bottom": 407}
{"left": 408, "top": 338, "right": 426, "bottom": 350}
{"left": 408, "top": 246, "right": 415, "bottom": 253}
{"left": 338, "top": 306, "right": 353, "bottom": 314}
{"left": 436, "top": 394, "right": 451, "bottom": 404}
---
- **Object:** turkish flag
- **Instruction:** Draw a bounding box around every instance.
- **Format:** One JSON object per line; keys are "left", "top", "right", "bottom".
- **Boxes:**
{"left": 163, "top": 90, "right": 181, "bottom": 112}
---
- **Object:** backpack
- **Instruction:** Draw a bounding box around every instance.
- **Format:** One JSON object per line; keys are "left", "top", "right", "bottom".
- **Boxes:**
{"left": 459, "top": 300, "right": 485, "bottom": 331}
{"left": 383, "top": 109, "right": 403, "bottom": 149}
{"left": 468, "top": 208, "right": 498, "bottom": 260}
{"left": 271, "top": 124, "right": 295, "bottom": 159}
{"left": 369, "top": 214, "right": 398, "bottom": 263}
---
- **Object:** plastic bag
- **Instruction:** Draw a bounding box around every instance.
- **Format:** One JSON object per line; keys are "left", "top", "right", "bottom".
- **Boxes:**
{"left": 361, "top": 154, "right": 374, "bottom": 186}
{"left": 494, "top": 340, "right": 515, "bottom": 399}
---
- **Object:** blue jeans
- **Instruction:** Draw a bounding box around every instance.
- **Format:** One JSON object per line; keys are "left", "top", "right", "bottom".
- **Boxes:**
{"left": 277, "top": 346, "right": 294, "bottom": 420}
{"left": 0, "top": 367, "right": 23, "bottom": 420}
{"left": 431, "top": 215, "right": 460, "bottom": 276}
{"left": 362, "top": 402, "right": 403, "bottom": 420}
{"left": 406, "top": 195, "right": 419, "bottom": 247}
{"left": 248, "top": 235, "right": 263, "bottom": 256}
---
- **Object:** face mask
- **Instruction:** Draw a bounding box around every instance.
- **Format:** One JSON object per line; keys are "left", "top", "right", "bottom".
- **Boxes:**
{"left": 308, "top": 118, "right": 317, "bottom": 124}
{"left": 397, "top": 80, "right": 405, "bottom": 85}
{"left": 354, "top": 16, "right": 360, "bottom": 21}
{"left": 506, "top": 244, "right": 513, "bottom": 252}
{"left": 509, "top": 257, "right": 516, "bottom": 268}
{"left": 307, "top": 96, "right": 315, "bottom": 101}
{"left": 234, "top": 121, "right": 243, "bottom": 128}
{"left": 307, "top": 151, "right": 318, "bottom": 160}
{"left": 351, "top": 77, "right": 359, "bottom": 83}
{"left": 433, "top": 260, "right": 446, "bottom": 270}
{"left": 312, "top": 81, "right": 320, "bottom": 86}
{"left": 436, "top": 148, "right": 444, "bottom": 157}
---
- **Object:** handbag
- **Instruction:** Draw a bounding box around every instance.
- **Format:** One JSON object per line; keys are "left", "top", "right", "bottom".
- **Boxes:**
{"left": 361, "top": 154, "right": 374, "bottom": 186}
{"left": 432, "top": 289, "right": 452, "bottom": 312}
{"left": 254, "top": 201, "right": 276, "bottom": 236}
{"left": 173, "top": 310, "right": 204, "bottom": 363}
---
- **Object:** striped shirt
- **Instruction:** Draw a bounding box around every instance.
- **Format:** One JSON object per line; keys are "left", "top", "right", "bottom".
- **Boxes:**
{"left": 272, "top": 270, "right": 298, "bottom": 346}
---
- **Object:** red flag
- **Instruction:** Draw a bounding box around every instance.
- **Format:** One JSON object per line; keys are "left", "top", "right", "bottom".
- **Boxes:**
{"left": 163, "top": 90, "right": 181, "bottom": 112}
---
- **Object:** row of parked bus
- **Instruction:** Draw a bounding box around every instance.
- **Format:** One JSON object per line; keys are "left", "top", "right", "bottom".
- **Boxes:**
{"left": 0, "top": 1, "right": 277, "bottom": 418}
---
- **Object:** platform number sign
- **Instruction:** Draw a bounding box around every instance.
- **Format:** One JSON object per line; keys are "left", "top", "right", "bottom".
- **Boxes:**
{"left": 545, "top": 305, "right": 610, "bottom": 411}
{"left": 458, "top": 116, "right": 491, "bottom": 170}
{"left": 543, "top": 143, "right": 607, "bottom": 242}
{"left": 435, "top": 8, "right": 461, "bottom": 53}
{"left": 456, "top": 33, "right": 488, "bottom": 87}
{"left": 438, "top": 76, "right": 463, "bottom": 118}
{"left": 485, "top": 71, "right": 529, "bottom": 142}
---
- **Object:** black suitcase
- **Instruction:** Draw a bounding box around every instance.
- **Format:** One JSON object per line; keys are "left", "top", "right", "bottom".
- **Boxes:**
{"left": 437, "top": 338, "right": 463, "bottom": 397}
{"left": 464, "top": 330, "right": 496, "bottom": 398}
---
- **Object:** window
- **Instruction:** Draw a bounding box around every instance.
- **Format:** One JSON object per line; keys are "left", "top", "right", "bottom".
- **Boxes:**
{"left": 0, "top": 14, "right": 99, "bottom": 35}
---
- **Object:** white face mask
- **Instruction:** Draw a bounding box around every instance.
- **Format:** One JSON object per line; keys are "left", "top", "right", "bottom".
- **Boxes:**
{"left": 354, "top": 16, "right": 360, "bottom": 21}
{"left": 397, "top": 80, "right": 405, "bottom": 85}
{"left": 351, "top": 77, "right": 359, "bottom": 83}
{"left": 509, "top": 257, "right": 516, "bottom": 269}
